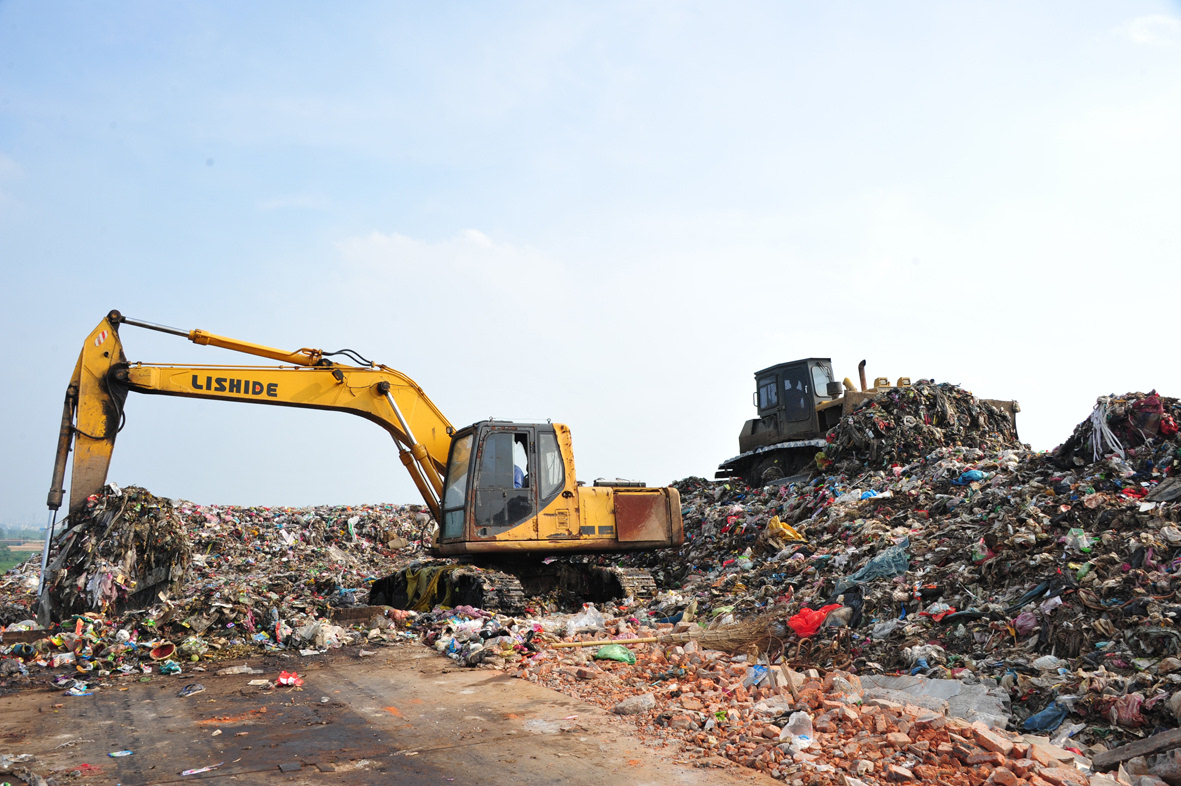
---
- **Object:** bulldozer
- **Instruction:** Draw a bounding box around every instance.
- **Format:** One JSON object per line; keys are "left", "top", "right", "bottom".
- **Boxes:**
{"left": 43, "top": 311, "right": 682, "bottom": 615}
{"left": 715, "top": 358, "right": 1020, "bottom": 487}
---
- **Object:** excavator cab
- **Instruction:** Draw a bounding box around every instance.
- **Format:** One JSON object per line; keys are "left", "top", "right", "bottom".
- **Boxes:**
{"left": 438, "top": 421, "right": 566, "bottom": 544}
{"left": 431, "top": 419, "right": 682, "bottom": 559}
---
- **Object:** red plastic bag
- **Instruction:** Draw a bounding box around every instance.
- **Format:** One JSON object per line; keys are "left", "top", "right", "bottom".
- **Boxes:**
{"left": 788, "top": 604, "right": 841, "bottom": 638}
{"left": 277, "top": 670, "right": 304, "bottom": 687}
{"left": 1162, "top": 414, "right": 1179, "bottom": 437}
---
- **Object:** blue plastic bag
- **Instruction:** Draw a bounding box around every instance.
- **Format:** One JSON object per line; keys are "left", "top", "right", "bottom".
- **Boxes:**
{"left": 742, "top": 664, "right": 769, "bottom": 688}
{"left": 952, "top": 470, "right": 986, "bottom": 486}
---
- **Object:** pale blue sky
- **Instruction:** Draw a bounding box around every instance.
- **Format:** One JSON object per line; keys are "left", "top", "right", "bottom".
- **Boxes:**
{"left": 3, "top": 2, "right": 1181, "bottom": 524}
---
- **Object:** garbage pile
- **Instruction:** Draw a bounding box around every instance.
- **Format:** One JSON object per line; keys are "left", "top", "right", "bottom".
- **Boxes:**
{"left": 399, "top": 387, "right": 1181, "bottom": 782}
{"left": 0, "top": 487, "right": 429, "bottom": 687}
{"left": 1054, "top": 391, "right": 1181, "bottom": 475}
{"left": 596, "top": 389, "right": 1181, "bottom": 756}
{"left": 821, "top": 381, "right": 1021, "bottom": 472}
{"left": 39, "top": 484, "right": 193, "bottom": 621}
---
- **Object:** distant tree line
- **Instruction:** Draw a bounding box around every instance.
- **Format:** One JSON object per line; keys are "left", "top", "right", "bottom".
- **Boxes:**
{"left": 0, "top": 527, "right": 45, "bottom": 541}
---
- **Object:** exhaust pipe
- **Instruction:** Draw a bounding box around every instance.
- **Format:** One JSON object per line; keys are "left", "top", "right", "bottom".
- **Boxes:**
{"left": 858, "top": 360, "right": 867, "bottom": 392}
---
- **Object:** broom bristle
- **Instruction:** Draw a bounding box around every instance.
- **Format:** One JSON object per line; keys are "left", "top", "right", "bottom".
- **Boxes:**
{"left": 688, "top": 608, "right": 790, "bottom": 654}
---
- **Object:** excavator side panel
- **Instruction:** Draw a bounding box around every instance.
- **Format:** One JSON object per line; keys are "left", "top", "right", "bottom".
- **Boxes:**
{"left": 68, "top": 316, "right": 129, "bottom": 516}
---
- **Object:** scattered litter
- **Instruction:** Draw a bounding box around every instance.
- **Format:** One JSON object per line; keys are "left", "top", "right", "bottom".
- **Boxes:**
{"left": 277, "top": 671, "right": 303, "bottom": 687}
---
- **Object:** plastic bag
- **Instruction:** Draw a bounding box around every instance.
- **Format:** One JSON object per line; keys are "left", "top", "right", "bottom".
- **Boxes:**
{"left": 871, "top": 619, "right": 899, "bottom": 640}
{"left": 766, "top": 516, "right": 805, "bottom": 542}
{"left": 778, "top": 711, "right": 813, "bottom": 751}
{"left": 1032, "top": 655, "right": 1066, "bottom": 671}
{"left": 971, "top": 538, "right": 995, "bottom": 564}
{"left": 1023, "top": 701, "right": 1068, "bottom": 732}
{"left": 277, "top": 670, "right": 304, "bottom": 687}
{"left": 742, "top": 665, "right": 768, "bottom": 688}
{"left": 1040, "top": 595, "right": 1063, "bottom": 615}
{"left": 788, "top": 605, "right": 841, "bottom": 638}
{"left": 593, "top": 644, "right": 636, "bottom": 665}
{"left": 566, "top": 604, "right": 606, "bottom": 637}
{"left": 1051, "top": 721, "right": 1086, "bottom": 747}
{"left": 1065, "top": 528, "right": 1093, "bottom": 554}
{"left": 832, "top": 538, "right": 910, "bottom": 595}
{"left": 951, "top": 469, "right": 986, "bottom": 486}
{"left": 1012, "top": 611, "right": 1039, "bottom": 636}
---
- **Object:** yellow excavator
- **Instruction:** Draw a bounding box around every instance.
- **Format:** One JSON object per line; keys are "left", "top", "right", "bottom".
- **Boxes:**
{"left": 44, "top": 311, "right": 683, "bottom": 613}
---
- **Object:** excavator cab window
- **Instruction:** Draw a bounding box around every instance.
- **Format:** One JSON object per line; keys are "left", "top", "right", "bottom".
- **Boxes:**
{"left": 441, "top": 433, "right": 473, "bottom": 541}
{"left": 513, "top": 433, "right": 530, "bottom": 488}
{"left": 474, "top": 428, "right": 536, "bottom": 535}
{"left": 537, "top": 430, "right": 565, "bottom": 503}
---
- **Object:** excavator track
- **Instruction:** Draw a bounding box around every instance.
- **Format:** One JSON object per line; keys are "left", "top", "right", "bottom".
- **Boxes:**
{"left": 450, "top": 566, "right": 527, "bottom": 614}
{"left": 369, "top": 561, "right": 657, "bottom": 614}
{"left": 367, "top": 562, "right": 527, "bottom": 615}
{"left": 596, "top": 566, "right": 658, "bottom": 600}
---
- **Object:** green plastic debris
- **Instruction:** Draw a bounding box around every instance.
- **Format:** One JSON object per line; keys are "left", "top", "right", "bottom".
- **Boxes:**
{"left": 1066, "top": 528, "right": 1093, "bottom": 554}
{"left": 593, "top": 644, "right": 636, "bottom": 665}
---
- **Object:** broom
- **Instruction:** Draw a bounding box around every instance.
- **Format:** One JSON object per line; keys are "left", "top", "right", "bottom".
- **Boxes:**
{"left": 550, "top": 609, "right": 790, "bottom": 656}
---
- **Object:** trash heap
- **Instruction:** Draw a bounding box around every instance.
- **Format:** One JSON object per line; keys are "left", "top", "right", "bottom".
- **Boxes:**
{"left": 413, "top": 387, "right": 1181, "bottom": 780}
{"left": 601, "top": 389, "right": 1181, "bottom": 754}
{"left": 0, "top": 487, "right": 430, "bottom": 686}
{"left": 7, "top": 384, "right": 1181, "bottom": 784}
{"left": 821, "top": 381, "right": 1021, "bottom": 472}
{"left": 39, "top": 485, "right": 193, "bottom": 621}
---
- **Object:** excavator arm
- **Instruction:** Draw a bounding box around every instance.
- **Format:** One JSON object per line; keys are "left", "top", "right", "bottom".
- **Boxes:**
{"left": 47, "top": 311, "right": 454, "bottom": 521}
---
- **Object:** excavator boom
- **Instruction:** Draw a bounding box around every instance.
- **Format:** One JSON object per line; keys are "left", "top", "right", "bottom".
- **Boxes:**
{"left": 48, "top": 311, "right": 453, "bottom": 520}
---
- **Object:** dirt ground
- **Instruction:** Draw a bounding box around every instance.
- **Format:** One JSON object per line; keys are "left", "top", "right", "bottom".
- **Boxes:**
{"left": 0, "top": 642, "right": 778, "bottom": 786}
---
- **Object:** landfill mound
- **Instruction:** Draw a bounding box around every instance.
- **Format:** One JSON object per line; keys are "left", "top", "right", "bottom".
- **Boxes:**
{"left": 7, "top": 389, "right": 1181, "bottom": 782}
{"left": 400, "top": 390, "right": 1181, "bottom": 780}
{"left": 1054, "top": 390, "right": 1181, "bottom": 473}
{"left": 0, "top": 486, "right": 430, "bottom": 681}
{"left": 41, "top": 485, "right": 193, "bottom": 620}
{"left": 821, "top": 381, "right": 1021, "bottom": 472}
{"left": 583, "top": 391, "right": 1181, "bottom": 753}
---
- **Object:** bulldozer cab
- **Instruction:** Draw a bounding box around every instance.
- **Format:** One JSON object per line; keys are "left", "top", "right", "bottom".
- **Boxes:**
{"left": 744, "top": 359, "right": 836, "bottom": 450}
{"left": 439, "top": 420, "right": 568, "bottom": 544}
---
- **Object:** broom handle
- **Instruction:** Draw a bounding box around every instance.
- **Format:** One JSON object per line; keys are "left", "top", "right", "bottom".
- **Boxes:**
{"left": 547, "top": 634, "right": 703, "bottom": 649}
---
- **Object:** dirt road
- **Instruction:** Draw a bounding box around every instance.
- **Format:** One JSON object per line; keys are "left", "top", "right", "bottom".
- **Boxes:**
{"left": 0, "top": 643, "right": 775, "bottom": 785}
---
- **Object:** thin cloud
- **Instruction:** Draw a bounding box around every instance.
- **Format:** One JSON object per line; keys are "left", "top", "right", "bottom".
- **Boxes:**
{"left": 1116, "top": 14, "right": 1180, "bottom": 46}
{"left": 0, "top": 153, "right": 21, "bottom": 210}
{"left": 257, "top": 193, "right": 331, "bottom": 211}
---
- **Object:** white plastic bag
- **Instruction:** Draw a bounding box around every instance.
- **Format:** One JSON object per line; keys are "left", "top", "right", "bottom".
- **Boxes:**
{"left": 778, "top": 711, "right": 814, "bottom": 752}
{"left": 565, "top": 604, "right": 606, "bottom": 637}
